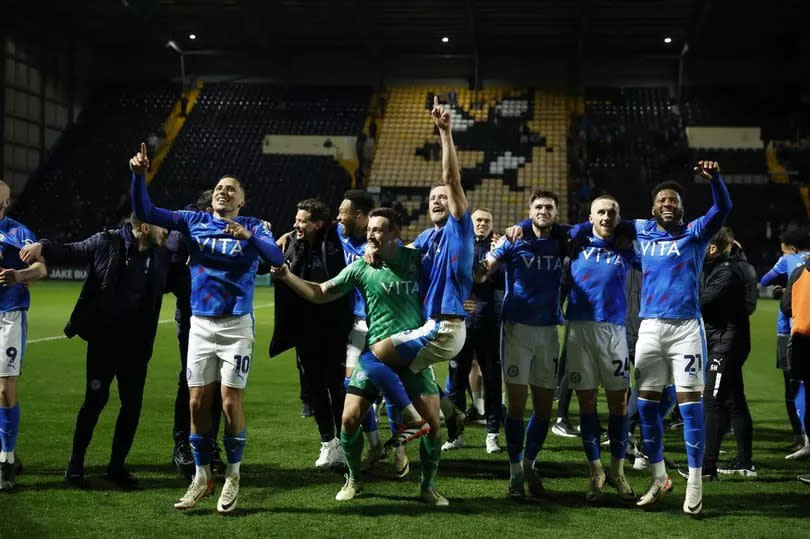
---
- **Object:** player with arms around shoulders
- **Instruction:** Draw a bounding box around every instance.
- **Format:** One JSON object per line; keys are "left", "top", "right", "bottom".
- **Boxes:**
{"left": 274, "top": 208, "right": 448, "bottom": 505}
{"left": 359, "top": 96, "right": 474, "bottom": 446}
{"left": 0, "top": 180, "right": 47, "bottom": 492}
{"left": 129, "top": 143, "right": 284, "bottom": 514}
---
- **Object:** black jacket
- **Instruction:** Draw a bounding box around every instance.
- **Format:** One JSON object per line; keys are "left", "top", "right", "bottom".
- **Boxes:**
{"left": 624, "top": 267, "right": 642, "bottom": 352}
{"left": 467, "top": 232, "right": 504, "bottom": 329}
{"left": 700, "top": 253, "right": 750, "bottom": 358}
{"left": 729, "top": 245, "right": 758, "bottom": 315}
{"left": 41, "top": 224, "right": 176, "bottom": 343}
{"left": 268, "top": 221, "right": 352, "bottom": 357}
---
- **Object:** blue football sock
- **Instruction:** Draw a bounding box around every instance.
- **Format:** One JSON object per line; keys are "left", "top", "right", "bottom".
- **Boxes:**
{"left": 797, "top": 382, "right": 806, "bottom": 433}
{"left": 679, "top": 401, "right": 705, "bottom": 469}
{"left": 343, "top": 376, "right": 351, "bottom": 392}
{"left": 660, "top": 385, "right": 677, "bottom": 418}
{"left": 504, "top": 415, "right": 525, "bottom": 463}
{"left": 359, "top": 350, "right": 412, "bottom": 409}
{"left": 189, "top": 433, "right": 212, "bottom": 466}
{"left": 608, "top": 414, "right": 628, "bottom": 460}
{"left": 525, "top": 414, "right": 550, "bottom": 462}
{"left": 637, "top": 397, "right": 664, "bottom": 465}
{"left": 579, "top": 411, "right": 601, "bottom": 462}
{"left": 444, "top": 374, "right": 452, "bottom": 394}
{"left": 223, "top": 430, "right": 246, "bottom": 464}
{"left": 0, "top": 404, "right": 20, "bottom": 453}
{"left": 386, "top": 403, "right": 400, "bottom": 436}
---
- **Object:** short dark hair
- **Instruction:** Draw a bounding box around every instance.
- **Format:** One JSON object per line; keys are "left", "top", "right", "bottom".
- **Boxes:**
{"left": 196, "top": 189, "right": 213, "bottom": 210}
{"left": 530, "top": 189, "right": 559, "bottom": 207}
{"left": 218, "top": 174, "right": 245, "bottom": 194}
{"left": 343, "top": 189, "right": 374, "bottom": 214}
{"left": 368, "top": 207, "right": 402, "bottom": 231}
{"left": 781, "top": 226, "right": 810, "bottom": 250}
{"left": 710, "top": 226, "right": 734, "bottom": 253}
{"left": 296, "top": 198, "right": 330, "bottom": 222}
{"left": 651, "top": 181, "right": 685, "bottom": 204}
{"left": 430, "top": 179, "right": 446, "bottom": 190}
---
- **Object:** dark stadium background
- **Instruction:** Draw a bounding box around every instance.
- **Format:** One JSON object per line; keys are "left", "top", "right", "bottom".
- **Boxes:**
{"left": 1, "top": 2, "right": 809, "bottom": 536}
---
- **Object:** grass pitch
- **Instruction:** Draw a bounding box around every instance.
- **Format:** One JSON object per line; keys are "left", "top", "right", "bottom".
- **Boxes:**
{"left": 4, "top": 282, "right": 808, "bottom": 537}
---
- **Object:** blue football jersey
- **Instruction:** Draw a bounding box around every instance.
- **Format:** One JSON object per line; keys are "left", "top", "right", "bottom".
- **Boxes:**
{"left": 769, "top": 252, "right": 810, "bottom": 334}
{"left": 0, "top": 217, "right": 36, "bottom": 312}
{"left": 567, "top": 231, "right": 636, "bottom": 325}
{"left": 412, "top": 211, "right": 474, "bottom": 319}
{"left": 633, "top": 214, "right": 717, "bottom": 319}
{"left": 489, "top": 227, "right": 564, "bottom": 326}
{"left": 177, "top": 210, "right": 276, "bottom": 317}
{"left": 337, "top": 222, "right": 367, "bottom": 318}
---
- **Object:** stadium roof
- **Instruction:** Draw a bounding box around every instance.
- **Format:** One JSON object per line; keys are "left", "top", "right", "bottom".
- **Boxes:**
{"left": 7, "top": 0, "right": 805, "bottom": 59}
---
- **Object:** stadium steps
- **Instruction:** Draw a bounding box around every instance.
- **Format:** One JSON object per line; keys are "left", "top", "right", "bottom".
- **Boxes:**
{"left": 147, "top": 80, "right": 204, "bottom": 185}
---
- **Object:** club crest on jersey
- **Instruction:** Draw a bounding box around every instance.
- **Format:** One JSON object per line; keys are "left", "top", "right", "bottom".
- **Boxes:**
{"left": 637, "top": 240, "right": 681, "bottom": 257}
{"left": 520, "top": 254, "right": 562, "bottom": 270}
{"left": 506, "top": 365, "right": 519, "bottom": 377}
{"left": 194, "top": 236, "right": 244, "bottom": 256}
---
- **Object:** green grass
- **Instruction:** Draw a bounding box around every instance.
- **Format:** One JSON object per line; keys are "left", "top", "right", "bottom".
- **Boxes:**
{"left": 5, "top": 281, "right": 809, "bottom": 537}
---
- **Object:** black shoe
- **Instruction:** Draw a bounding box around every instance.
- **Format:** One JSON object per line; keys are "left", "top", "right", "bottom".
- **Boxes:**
{"left": 0, "top": 461, "right": 16, "bottom": 492}
{"left": 301, "top": 403, "right": 314, "bottom": 418}
{"left": 798, "top": 474, "right": 810, "bottom": 485}
{"left": 173, "top": 440, "right": 195, "bottom": 481}
{"left": 211, "top": 443, "right": 225, "bottom": 475}
{"left": 105, "top": 467, "right": 140, "bottom": 490}
{"left": 551, "top": 418, "right": 580, "bottom": 438}
{"left": 65, "top": 458, "right": 88, "bottom": 489}
{"left": 718, "top": 459, "right": 757, "bottom": 478}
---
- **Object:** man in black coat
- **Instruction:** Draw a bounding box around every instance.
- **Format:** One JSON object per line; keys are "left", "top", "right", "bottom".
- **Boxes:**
{"left": 269, "top": 198, "right": 352, "bottom": 469}
{"left": 21, "top": 214, "right": 176, "bottom": 489}
{"left": 701, "top": 226, "right": 755, "bottom": 479}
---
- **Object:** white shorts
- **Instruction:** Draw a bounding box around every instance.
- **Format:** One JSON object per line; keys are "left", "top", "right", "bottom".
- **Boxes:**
{"left": 187, "top": 314, "right": 255, "bottom": 389}
{"left": 501, "top": 322, "right": 559, "bottom": 388}
{"left": 566, "top": 320, "right": 629, "bottom": 391}
{"left": 634, "top": 318, "right": 707, "bottom": 392}
{"left": 346, "top": 316, "right": 368, "bottom": 371}
{"left": 0, "top": 310, "right": 26, "bottom": 377}
{"left": 390, "top": 318, "right": 466, "bottom": 373}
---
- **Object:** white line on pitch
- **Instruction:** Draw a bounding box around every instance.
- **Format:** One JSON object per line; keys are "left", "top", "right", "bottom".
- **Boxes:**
{"left": 26, "top": 301, "right": 275, "bottom": 344}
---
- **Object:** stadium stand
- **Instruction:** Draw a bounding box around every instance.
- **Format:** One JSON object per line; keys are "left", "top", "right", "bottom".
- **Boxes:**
{"left": 152, "top": 83, "right": 370, "bottom": 231}
{"left": 13, "top": 83, "right": 180, "bottom": 242}
{"left": 368, "top": 86, "right": 570, "bottom": 240}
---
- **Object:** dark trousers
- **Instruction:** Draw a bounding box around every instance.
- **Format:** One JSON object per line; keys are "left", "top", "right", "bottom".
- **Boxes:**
{"left": 448, "top": 325, "right": 502, "bottom": 433}
{"left": 787, "top": 333, "right": 810, "bottom": 436}
{"left": 173, "top": 320, "right": 221, "bottom": 442}
{"left": 703, "top": 352, "right": 754, "bottom": 472}
{"left": 296, "top": 334, "right": 345, "bottom": 442}
{"left": 555, "top": 333, "right": 574, "bottom": 420}
{"left": 70, "top": 335, "right": 151, "bottom": 471}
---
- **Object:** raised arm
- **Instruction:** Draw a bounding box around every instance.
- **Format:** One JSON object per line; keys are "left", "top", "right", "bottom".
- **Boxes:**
{"left": 432, "top": 96, "right": 467, "bottom": 219}
{"left": 273, "top": 264, "right": 348, "bottom": 304}
{"left": 129, "top": 143, "right": 185, "bottom": 230}
{"left": 695, "top": 160, "right": 732, "bottom": 238}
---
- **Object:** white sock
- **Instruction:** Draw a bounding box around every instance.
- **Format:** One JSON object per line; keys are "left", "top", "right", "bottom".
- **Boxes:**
{"left": 475, "top": 397, "right": 485, "bottom": 415}
{"left": 400, "top": 404, "right": 421, "bottom": 423}
{"left": 611, "top": 457, "right": 625, "bottom": 476}
{"left": 522, "top": 457, "right": 535, "bottom": 474}
{"left": 650, "top": 460, "right": 666, "bottom": 480}
{"left": 509, "top": 460, "right": 524, "bottom": 477}
{"left": 365, "top": 430, "right": 379, "bottom": 448}
{"left": 226, "top": 462, "right": 241, "bottom": 478}
{"left": 0, "top": 451, "right": 13, "bottom": 464}
{"left": 195, "top": 464, "right": 211, "bottom": 482}
{"left": 688, "top": 466, "right": 703, "bottom": 484}
{"left": 587, "top": 459, "right": 604, "bottom": 475}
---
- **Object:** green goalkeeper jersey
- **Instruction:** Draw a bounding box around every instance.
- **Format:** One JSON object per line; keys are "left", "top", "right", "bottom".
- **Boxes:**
{"left": 327, "top": 246, "right": 423, "bottom": 346}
